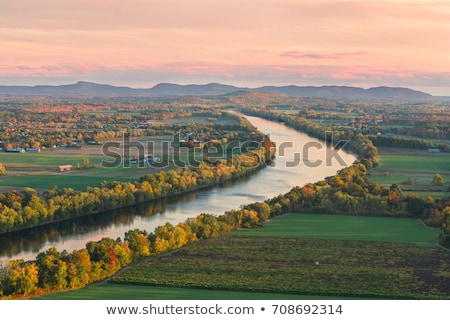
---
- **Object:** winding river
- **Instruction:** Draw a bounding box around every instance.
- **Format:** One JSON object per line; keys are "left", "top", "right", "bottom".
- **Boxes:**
{"left": 0, "top": 114, "right": 356, "bottom": 262}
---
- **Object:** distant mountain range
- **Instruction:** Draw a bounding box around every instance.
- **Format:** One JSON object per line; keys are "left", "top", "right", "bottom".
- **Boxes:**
{"left": 0, "top": 81, "right": 433, "bottom": 100}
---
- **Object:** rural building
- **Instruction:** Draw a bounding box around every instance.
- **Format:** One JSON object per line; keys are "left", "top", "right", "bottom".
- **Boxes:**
{"left": 58, "top": 165, "right": 73, "bottom": 172}
{"left": 26, "top": 147, "right": 41, "bottom": 152}
{"left": 172, "top": 132, "right": 204, "bottom": 148}
{"left": 428, "top": 148, "right": 440, "bottom": 153}
{"left": 6, "top": 147, "right": 25, "bottom": 153}
{"left": 87, "top": 140, "right": 103, "bottom": 145}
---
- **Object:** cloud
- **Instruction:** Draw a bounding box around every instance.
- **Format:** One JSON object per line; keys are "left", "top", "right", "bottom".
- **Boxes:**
{"left": 280, "top": 51, "right": 368, "bottom": 60}
{"left": 40, "top": 65, "right": 61, "bottom": 71}
{"left": 16, "top": 65, "right": 33, "bottom": 71}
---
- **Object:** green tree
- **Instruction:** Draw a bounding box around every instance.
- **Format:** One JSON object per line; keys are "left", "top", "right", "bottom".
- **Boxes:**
{"left": 36, "top": 248, "right": 68, "bottom": 290}
{"left": 124, "top": 229, "right": 150, "bottom": 260}
{"left": 86, "top": 237, "right": 117, "bottom": 263}
{"left": 243, "top": 202, "right": 271, "bottom": 222}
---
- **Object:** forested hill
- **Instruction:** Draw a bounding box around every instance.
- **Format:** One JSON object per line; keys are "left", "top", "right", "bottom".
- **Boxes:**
{"left": 0, "top": 81, "right": 433, "bottom": 100}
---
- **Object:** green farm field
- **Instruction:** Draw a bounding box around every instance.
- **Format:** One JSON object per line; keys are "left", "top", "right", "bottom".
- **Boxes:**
{"left": 0, "top": 135, "right": 191, "bottom": 191}
{"left": 0, "top": 152, "right": 106, "bottom": 167}
{"left": 0, "top": 152, "right": 171, "bottom": 191}
{"left": 36, "top": 283, "right": 343, "bottom": 300}
{"left": 374, "top": 153, "right": 450, "bottom": 172}
{"left": 39, "top": 213, "right": 449, "bottom": 300}
{"left": 234, "top": 213, "right": 441, "bottom": 243}
{"left": 369, "top": 148, "right": 450, "bottom": 197}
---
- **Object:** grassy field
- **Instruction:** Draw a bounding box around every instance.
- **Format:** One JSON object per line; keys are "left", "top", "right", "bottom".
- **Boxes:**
{"left": 38, "top": 213, "right": 449, "bottom": 300}
{"left": 0, "top": 152, "right": 105, "bottom": 167}
{"left": 0, "top": 165, "right": 188, "bottom": 191}
{"left": 234, "top": 213, "right": 440, "bottom": 243}
{"left": 0, "top": 157, "right": 169, "bottom": 191}
{"left": 36, "top": 283, "right": 345, "bottom": 300}
{"left": 369, "top": 148, "right": 450, "bottom": 198}
{"left": 0, "top": 135, "right": 191, "bottom": 191}
{"left": 374, "top": 153, "right": 450, "bottom": 172}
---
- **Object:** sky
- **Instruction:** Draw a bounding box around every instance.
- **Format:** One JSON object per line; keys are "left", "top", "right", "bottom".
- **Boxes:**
{"left": 1, "top": 0, "right": 450, "bottom": 95}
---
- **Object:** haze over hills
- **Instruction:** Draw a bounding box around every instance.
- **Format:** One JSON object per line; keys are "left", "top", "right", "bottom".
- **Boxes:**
{"left": 0, "top": 81, "right": 433, "bottom": 100}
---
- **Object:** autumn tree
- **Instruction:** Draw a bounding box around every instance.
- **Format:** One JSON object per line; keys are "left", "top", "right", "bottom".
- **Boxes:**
{"left": 0, "top": 163, "right": 6, "bottom": 175}
{"left": 1, "top": 260, "right": 38, "bottom": 296}
{"left": 35, "top": 248, "right": 68, "bottom": 291}
{"left": 433, "top": 173, "right": 444, "bottom": 186}
{"left": 86, "top": 237, "right": 117, "bottom": 264}
{"left": 64, "top": 249, "right": 92, "bottom": 287}
{"left": 82, "top": 157, "right": 89, "bottom": 168}
{"left": 124, "top": 229, "right": 150, "bottom": 260}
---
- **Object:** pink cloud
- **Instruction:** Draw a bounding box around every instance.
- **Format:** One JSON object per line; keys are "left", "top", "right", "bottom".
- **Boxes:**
{"left": 280, "top": 51, "right": 368, "bottom": 60}
{"left": 40, "top": 65, "right": 61, "bottom": 71}
{"left": 16, "top": 65, "right": 33, "bottom": 71}
{"left": 331, "top": 72, "right": 359, "bottom": 80}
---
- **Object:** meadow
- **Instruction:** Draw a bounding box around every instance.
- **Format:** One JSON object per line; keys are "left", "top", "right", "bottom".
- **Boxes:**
{"left": 368, "top": 148, "right": 450, "bottom": 198}
{"left": 0, "top": 152, "right": 162, "bottom": 191}
{"left": 36, "top": 283, "right": 343, "bottom": 300}
{"left": 234, "top": 213, "right": 440, "bottom": 243}
{"left": 0, "top": 134, "right": 198, "bottom": 191}
{"left": 37, "top": 213, "right": 449, "bottom": 300}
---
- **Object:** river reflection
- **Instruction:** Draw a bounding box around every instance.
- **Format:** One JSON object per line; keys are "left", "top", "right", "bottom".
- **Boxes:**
{"left": 0, "top": 115, "right": 356, "bottom": 262}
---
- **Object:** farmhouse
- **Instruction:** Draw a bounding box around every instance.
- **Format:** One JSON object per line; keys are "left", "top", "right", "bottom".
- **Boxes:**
{"left": 58, "top": 165, "right": 73, "bottom": 172}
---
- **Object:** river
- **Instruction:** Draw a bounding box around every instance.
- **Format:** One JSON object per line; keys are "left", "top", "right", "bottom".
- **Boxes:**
{"left": 0, "top": 114, "right": 356, "bottom": 262}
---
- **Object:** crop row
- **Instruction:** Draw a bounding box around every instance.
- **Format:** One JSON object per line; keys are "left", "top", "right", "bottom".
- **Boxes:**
{"left": 112, "top": 236, "right": 450, "bottom": 299}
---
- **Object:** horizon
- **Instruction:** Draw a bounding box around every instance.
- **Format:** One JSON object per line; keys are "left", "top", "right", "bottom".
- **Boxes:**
{"left": 1, "top": 1, "right": 450, "bottom": 96}
{"left": 0, "top": 80, "right": 441, "bottom": 96}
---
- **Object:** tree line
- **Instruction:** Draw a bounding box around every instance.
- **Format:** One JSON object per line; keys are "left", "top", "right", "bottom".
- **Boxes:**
{"left": 368, "top": 135, "right": 449, "bottom": 152}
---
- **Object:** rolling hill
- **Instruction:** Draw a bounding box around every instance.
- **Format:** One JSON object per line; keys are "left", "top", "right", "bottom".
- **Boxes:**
{"left": 0, "top": 81, "right": 433, "bottom": 100}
